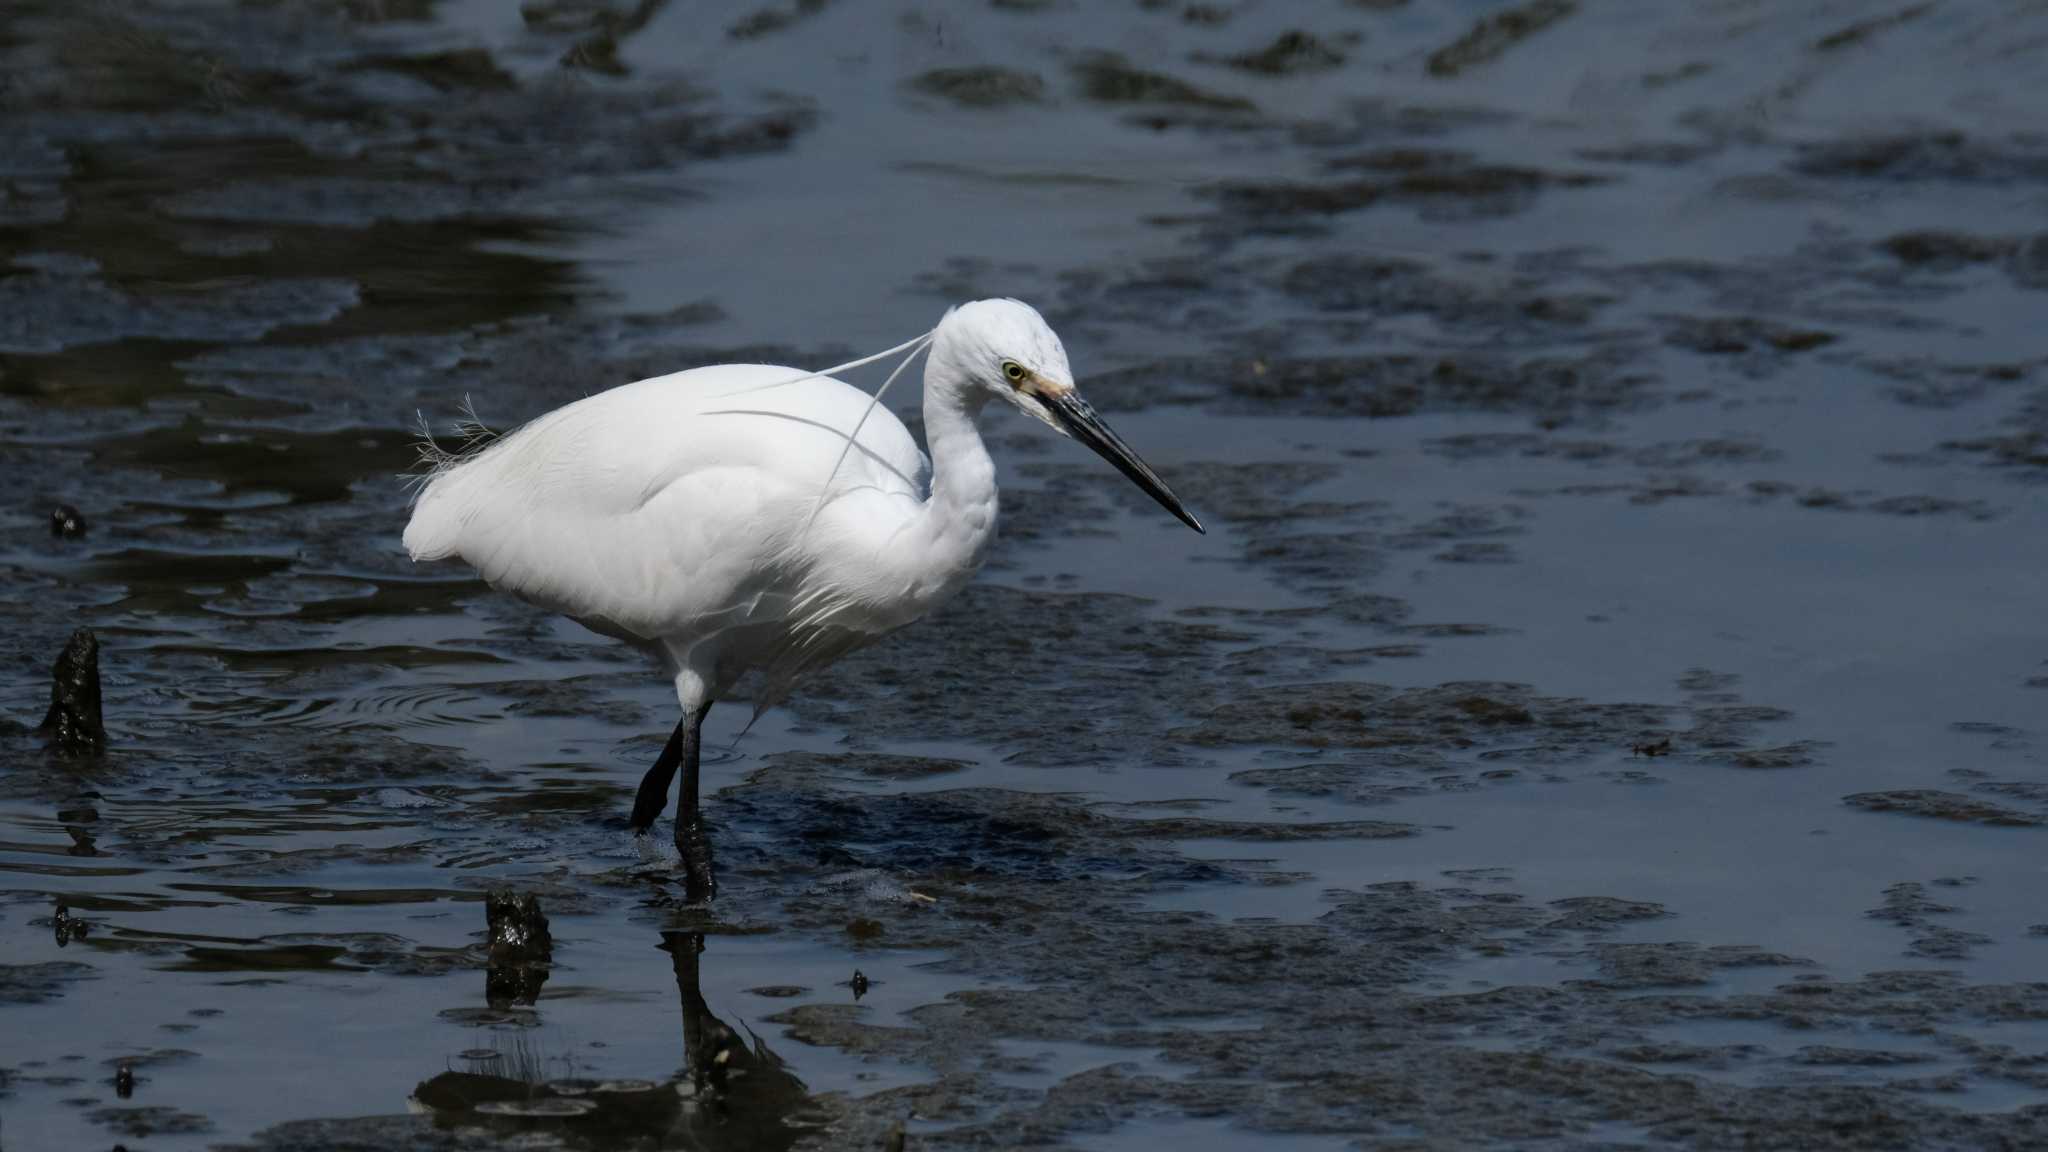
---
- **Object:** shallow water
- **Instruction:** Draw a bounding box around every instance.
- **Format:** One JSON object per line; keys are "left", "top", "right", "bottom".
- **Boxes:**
{"left": 5, "top": 1, "right": 2048, "bottom": 1148}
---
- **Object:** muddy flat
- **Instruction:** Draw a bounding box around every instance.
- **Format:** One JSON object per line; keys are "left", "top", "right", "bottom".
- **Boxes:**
{"left": 3, "top": 2, "right": 2047, "bottom": 1149}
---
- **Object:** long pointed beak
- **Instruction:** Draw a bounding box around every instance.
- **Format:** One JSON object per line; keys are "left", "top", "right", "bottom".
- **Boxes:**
{"left": 1044, "top": 392, "right": 1204, "bottom": 534}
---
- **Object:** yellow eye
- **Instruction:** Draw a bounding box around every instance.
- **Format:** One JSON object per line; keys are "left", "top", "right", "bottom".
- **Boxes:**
{"left": 1002, "top": 361, "right": 1026, "bottom": 383}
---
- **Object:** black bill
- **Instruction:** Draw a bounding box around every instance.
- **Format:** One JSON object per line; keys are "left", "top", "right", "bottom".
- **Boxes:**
{"left": 1045, "top": 392, "right": 1205, "bottom": 534}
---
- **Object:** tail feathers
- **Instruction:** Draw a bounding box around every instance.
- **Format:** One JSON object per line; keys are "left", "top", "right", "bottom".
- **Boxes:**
{"left": 405, "top": 400, "right": 498, "bottom": 494}
{"left": 402, "top": 400, "right": 499, "bottom": 561}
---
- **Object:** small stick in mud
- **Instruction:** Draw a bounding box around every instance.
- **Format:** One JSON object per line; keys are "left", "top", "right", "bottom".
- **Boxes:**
{"left": 40, "top": 628, "right": 105, "bottom": 756}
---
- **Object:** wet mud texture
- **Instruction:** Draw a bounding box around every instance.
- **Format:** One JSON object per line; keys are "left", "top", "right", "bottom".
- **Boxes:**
{"left": 36, "top": 627, "right": 104, "bottom": 756}
{"left": 5, "top": 1, "right": 2048, "bottom": 1150}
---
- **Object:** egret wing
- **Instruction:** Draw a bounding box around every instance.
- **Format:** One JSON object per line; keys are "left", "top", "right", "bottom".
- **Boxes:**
{"left": 403, "top": 365, "right": 927, "bottom": 642}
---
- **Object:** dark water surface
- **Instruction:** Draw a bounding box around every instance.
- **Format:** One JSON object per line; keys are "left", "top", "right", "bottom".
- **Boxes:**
{"left": 4, "top": 1, "right": 2048, "bottom": 1148}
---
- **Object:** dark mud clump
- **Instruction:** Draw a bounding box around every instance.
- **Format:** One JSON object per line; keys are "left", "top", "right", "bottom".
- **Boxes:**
{"left": 1664, "top": 316, "right": 1837, "bottom": 356}
{"left": 1218, "top": 31, "right": 1348, "bottom": 75}
{"left": 1208, "top": 149, "right": 1606, "bottom": 225}
{"left": 789, "top": 584, "right": 1228, "bottom": 766}
{"left": 90, "top": 1104, "right": 214, "bottom": 1138}
{"left": 0, "top": 252, "right": 358, "bottom": 355}
{"left": 0, "top": 961, "right": 96, "bottom": 1005}
{"left": 348, "top": 46, "right": 516, "bottom": 90}
{"left": 1277, "top": 251, "right": 1613, "bottom": 339}
{"left": 1812, "top": 4, "right": 1937, "bottom": 53}
{"left": 1181, "top": 681, "right": 1668, "bottom": 760}
{"left": 1867, "top": 882, "right": 1992, "bottom": 960}
{"left": 1940, "top": 386, "right": 2048, "bottom": 481}
{"left": 1882, "top": 230, "right": 2016, "bottom": 269}
{"left": 1845, "top": 790, "right": 2043, "bottom": 828}
{"left": 49, "top": 504, "right": 87, "bottom": 537}
{"left": 52, "top": 902, "right": 92, "bottom": 945}
{"left": 0, "top": 0, "right": 817, "bottom": 337}
{"left": 728, "top": 0, "right": 833, "bottom": 40}
{"left": 39, "top": 627, "right": 105, "bottom": 756}
{"left": 721, "top": 768, "right": 1390, "bottom": 899}
{"left": 483, "top": 892, "right": 552, "bottom": 1008}
{"left": 751, "top": 750, "right": 970, "bottom": 784}
{"left": 788, "top": 590, "right": 1804, "bottom": 806}
{"left": 1698, "top": 742, "right": 1822, "bottom": 770}
{"left": 747, "top": 851, "right": 2048, "bottom": 1149}
{"left": 1793, "top": 131, "right": 2048, "bottom": 185}
{"left": 1577, "top": 941, "right": 1805, "bottom": 991}
{"left": 1231, "top": 752, "right": 1482, "bottom": 806}
{"left": 912, "top": 68, "right": 1046, "bottom": 107}
{"left": 1125, "top": 352, "right": 1653, "bottom": 424}
{"left": 1426, "top": 0, "right": 1577, "bottom": 77}
{"left": 1071, "top": 53, "right": 1254, "bottom": 113}
{"left": 537, "top": 0, "right": 675, "bottom": 77}
{"left": 2008, "top": 233, "right": 2048, "bottom": 292}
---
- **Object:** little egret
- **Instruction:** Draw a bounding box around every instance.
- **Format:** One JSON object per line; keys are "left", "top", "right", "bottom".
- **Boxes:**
{"left": 403, "top": 299, "right": 1202, "bottom": 900}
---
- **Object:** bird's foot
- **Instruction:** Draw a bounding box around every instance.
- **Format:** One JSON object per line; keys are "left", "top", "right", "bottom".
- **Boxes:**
{"left": 677, "top": 820, "right": 717, "bottom": 904}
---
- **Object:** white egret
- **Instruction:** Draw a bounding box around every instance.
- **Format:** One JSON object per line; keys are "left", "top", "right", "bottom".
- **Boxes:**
{"left": 403, "top": 299, "right": 1202, "bottom": 900}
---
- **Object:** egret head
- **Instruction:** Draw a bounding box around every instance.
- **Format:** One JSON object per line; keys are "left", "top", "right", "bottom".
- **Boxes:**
{"left": 934, "top": 299, "right": 1204, "bottom": 534}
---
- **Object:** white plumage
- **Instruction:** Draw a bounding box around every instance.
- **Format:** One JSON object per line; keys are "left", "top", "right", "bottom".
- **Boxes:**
{"left": 403, "top": 298, "right": 1200, "bottom": 900}
{"left": 406, "top": 364, "right": 936, "bottom": 709}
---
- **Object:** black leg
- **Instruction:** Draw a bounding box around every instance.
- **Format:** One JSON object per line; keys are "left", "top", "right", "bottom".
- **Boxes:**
{"left": 675, "top": 705, "right": 716, "bottom": 903}
{"left": 629, "top": 704, "right": 716, "bottom": 900}
{"left": 629, "top": 716, "right": 689, "bottom": 832}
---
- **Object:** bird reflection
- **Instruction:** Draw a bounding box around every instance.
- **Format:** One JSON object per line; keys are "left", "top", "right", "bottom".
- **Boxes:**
{"left": 664, "top": 931, "right": 810, "bottom": 1149}
{"left": 412, "top": 912, "right": 809, "bottom": 1151}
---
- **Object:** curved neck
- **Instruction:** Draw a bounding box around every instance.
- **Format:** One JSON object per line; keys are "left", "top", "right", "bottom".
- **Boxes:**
{"left": 905, "top": 364, "right": 997, "bottom": 586}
